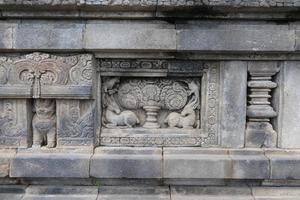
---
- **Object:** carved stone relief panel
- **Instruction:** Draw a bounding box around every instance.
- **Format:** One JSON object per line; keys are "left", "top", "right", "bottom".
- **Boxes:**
{"left": 57, "top": 100, "right": 95, "bottom": 147}
{"left": 0, "top": 53, "right": 95, "bottom": 148}
{"left": 98, "top": 60, "right": 220, "bottom": 147}
{"left": 0, "top": 99, "right": 31, "bottom": 147}
{"left": 0, "top": 52, "right": 94, "bottom": 99}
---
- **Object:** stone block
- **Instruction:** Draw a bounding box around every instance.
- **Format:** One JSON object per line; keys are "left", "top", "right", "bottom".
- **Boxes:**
{"left": 220, "top": 61, "right": 247, "bottom": 148}
{"left": 296, "top": 30, "right": 300, "bottom": 51}
{"left": 98, "top": 186, "right": 170, "bottom": 200}
{"left": 90, "top": 147, "right": 162, "bottom": 179}
{"left": 163, "top": 148, "right": 231, "bottom": 179}
{"left": 23, "top": 186, "right": 98, "bottom": 200}
{"left": 279, "top": 62, "right": 300, "bottom": 148}
{"left": 14, "top": 22, "right": 84, "bottom": 50}
{"left": 171, "top": 186, "right": 254, "bottom": 200}
{"left": 0, "top": 99, "right": 32, "bottom": 148}
{"left": 252, "top": 187, "right": 300, "bottom": 200}
{"left": 84, "top": 21, "right": 176, "bottom": 51}
{"left": 0, "top": 23, "right": 14, "bottom": 49}
{"left": 266, "top": 151, "right": 300, "bottom": 180}
{"left": 0, "top": 185, "right": 25, "bottom": 200}
{"left": 229, "top": 149, "right": 269, "bottom": 179}
{"left": 0, "top": 150, "right": 16, "bottom": 177}
{"left": 177, "top": 29, "right": 295, "bottom": 52}
{"left": 10, "top": 152, "right": 91, "bottom": 178}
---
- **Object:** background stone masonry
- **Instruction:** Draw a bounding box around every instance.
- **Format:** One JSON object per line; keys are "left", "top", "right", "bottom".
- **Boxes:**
{"left": 0, "top": 0, "right": 300, "bottom": 7}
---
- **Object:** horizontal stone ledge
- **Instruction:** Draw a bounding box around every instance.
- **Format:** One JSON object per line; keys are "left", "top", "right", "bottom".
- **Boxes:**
{"left": 164, "top": 148, "right": 269, "bottom": 179}
{"left": 2, "top": 185, "right": 300, "bottom": 200}
{"left": 0, "top": 0, "right": 300, "bottom": 10}
{"left": 266, "top": 149, "right": 300, "bottom": 180}
{"left": 5, "top": 147, "right": 300, "bottom": 180}
{"left": 90, "top": 147, "right": 163, "bottom": 179}
{"left": 10, "top": 151, "right": 91, "bottom": 178}
{"left": 0, "top": 21, "right": 298, "bottom": 53}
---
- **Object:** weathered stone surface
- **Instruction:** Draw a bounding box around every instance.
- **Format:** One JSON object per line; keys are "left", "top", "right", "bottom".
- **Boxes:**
{"left": 163, "top": 148, "right": 231, "bottom": 179}
{"left": 220, "top": 61, "right": 247, "bottom": 148}
{"left": 84, "top": 21, "right": 176, "bottom": 51}
{"left": 14, "top": 22, "right": 84, "bottom": 50}
{"left": 10, "top": 153, "right": 91, "bottom": 178}
{"left": 0, "top": 185, "right": 25, "bottom": 200}
{"left": 280, "top": 61, "right": 300, "bottom": 148}
{"left": 98, "top": 186, "right": 170, "bottom": 200}
{"left": 23, "top": 185, "right": 98, "bottom": 200}
{"left": 171, "top": 186, "right": 254, "bottom": 200}
{"left": 266, "top": 150, "right": 300, "bottom": 180}
{"left": 0, "top": 150, "right": 16, "bottom": 177}
{"left": 56, "top": 100, "right": 95, "bottom": 147}
{"left": 90, "top": 147, "right": 162, "bottom": 179}
{"left": 229, "top": 149, "right": 269, "bottom": 179}
{"left": 0, "top": 99, "right": 31, "bottom": 148}
{"left": 177, "top": 29, "right": 295, "bottom": 52}
{"left": 0, "top": 23, "right": 13, "bottom": 49}
{"left": 252, "top": 187, "right": 300, "bottom": 200}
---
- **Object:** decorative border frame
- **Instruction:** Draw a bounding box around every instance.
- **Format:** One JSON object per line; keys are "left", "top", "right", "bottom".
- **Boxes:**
{"left": 99, "top": 61, "right": 220, "bottom": 147}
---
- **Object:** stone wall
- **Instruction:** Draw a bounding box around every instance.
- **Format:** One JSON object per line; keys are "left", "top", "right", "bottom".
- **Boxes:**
{"left": 1, "top": 1, "right": 300, "bottom": 199}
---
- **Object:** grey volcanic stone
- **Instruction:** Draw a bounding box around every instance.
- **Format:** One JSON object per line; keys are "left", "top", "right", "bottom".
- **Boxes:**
{"left": 229, "top": 149, "right": 269, "bottom": 179}
{"left": 84, "top": 21, "right": 176, "bottom": 51}
{"left": 266, "top": 150, "right": 300, "bottom": 180}
{"left": 90, "top": 147, "right": 162, "bottom": 179}
{"left": 0, "top": 185, "right": 25, "bottom": 200}
{"left": 0, "top": 150, "right": 16, "bottom": 177}
{"left": 220, "top": 61, "right": 247, "bottom": 148}
{"left": 10, "top": 152, "right": 91, "bottom": 178}
{"left": 163, "top": 148, "right": 231, "bottom": 179}
{"left": 14, "top": 22, "right": 84, "bottom": 50}
{"left": 0, "top": 23, "right": 14, "bottom": 49}
{"left": 171, "top": 186, "right": 254, "bottom": 200}
{"left": 98, "top": 186, "right": 170, "bottom": 200}
{"left": 177, "top": 29, "right": 295, "bottom": 52}
{"left": 252, "top": 187, "right": 300, "bottom": 200}
{"left": 280, "top": 62, "right": 300, "bottom": 148}
{"left": 23, "top": 185, "right": 98, "bottom": 200}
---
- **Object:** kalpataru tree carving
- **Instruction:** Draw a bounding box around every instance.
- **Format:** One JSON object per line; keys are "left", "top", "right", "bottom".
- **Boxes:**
{"left": 246, "top": 62, "right": 280, "bottom": 148}
{"left": 0, "top": 52, "right": 95, "bottom": 148}
{"left": 99, "top": 60, "right": 220, "bottom": 147}
{"left": 102, "top": 77, "right": 200, "bottom": 129}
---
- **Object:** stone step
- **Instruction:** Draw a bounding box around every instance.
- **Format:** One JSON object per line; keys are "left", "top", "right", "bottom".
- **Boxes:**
{"left": 6, "top": 147, "right": 300, "bottom": 181}
{"left": 1, "top": 185, "right": 300, "bottom": 200}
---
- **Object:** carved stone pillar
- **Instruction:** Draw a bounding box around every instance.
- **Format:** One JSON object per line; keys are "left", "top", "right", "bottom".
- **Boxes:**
{"left": 246, "top": 62, "right": 280, "bottom": 148}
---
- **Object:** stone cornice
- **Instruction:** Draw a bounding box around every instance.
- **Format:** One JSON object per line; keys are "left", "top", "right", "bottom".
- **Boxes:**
{"left": 1, "top": 0, "right": 300, "bottom": 8}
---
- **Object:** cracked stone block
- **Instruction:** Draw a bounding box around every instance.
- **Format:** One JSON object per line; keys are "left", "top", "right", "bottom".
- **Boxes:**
{"left": 229, "top": 149, "right": 269, "bottom": 179}
{"left": 266, "top": 150, "right": 300, "bottom": 180}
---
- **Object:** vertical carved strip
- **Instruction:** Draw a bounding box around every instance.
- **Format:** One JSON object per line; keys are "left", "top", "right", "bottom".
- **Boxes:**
{"left": 246, "top": 62, "right": 280, "bottom": 148}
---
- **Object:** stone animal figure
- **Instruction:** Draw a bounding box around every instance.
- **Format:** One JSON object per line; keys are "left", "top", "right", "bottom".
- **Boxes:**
{"left": 164, "top": 81, "right": 199, "bottom": 129}
{"left": 104, "top": 95, "right": 140, "bottom": 128}
{"left": 32, "top": 99, "right": 56, "bottom": 148}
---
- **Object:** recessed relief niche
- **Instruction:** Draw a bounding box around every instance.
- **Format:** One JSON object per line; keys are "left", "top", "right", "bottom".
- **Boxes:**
{"left": 0, "top": 52, "right": 95, "bottom": 148}
{"left": 99, "top": 60, "right": 220, "bottom": 147}
{"left": 102, "top": 77, "right": 200, "bottom": 130}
